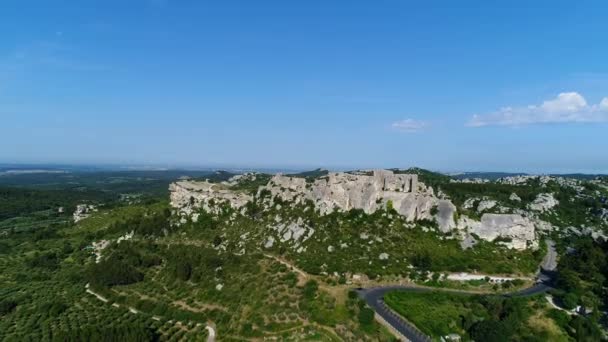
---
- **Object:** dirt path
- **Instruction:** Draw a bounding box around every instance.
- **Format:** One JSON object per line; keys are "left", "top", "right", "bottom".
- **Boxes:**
{"left": 85, "top": 283, "right": 108, "bottom": 303}
{"left": 205, "top": 325, "right": 216, "bottom": 342}
{"left": 263, "top": 253, "right": 309, "bottom": 284}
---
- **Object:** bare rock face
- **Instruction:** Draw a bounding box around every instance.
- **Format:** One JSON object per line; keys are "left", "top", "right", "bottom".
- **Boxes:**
{"left": 477, "top": 199, "right": 497, "bottom": 212}
{"left": 271, "top": 218, "right": 314, "bottom": 246}
{"left": 260, "top": 170, "right": 456, "bottom": 231}
{"left": 169, "top": 181, "right": 252, "bottom": 215}
{"left": 601, "top": 208, "right": 608, "bottom": 222}
{"left": 168, "top": 170, "right": 542, "bottom": 250}
{"left": 509, "top": 193, "right": 522, "bottom": 202}
{"left": 435, "top": 200, "right": 457, "bottom": 232}
{"left": 262, "top": 170, "right": 417, "bottom": 212}
{"left": 169, "top": 170, "right": 457, "bottom": 230}
{"left": 529, "top": 193, "right": 559, "bottom": 212}
{"left": 458, "top": 214, "right": 537, "bottom": 250}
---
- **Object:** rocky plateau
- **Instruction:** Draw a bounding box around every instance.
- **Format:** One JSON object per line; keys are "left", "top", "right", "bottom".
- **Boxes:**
{"left": 170, "top": 169, "right": 545, "bottom": 250}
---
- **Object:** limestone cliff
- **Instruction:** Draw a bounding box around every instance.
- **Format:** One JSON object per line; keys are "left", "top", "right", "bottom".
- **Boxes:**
{"left": 260, "top": 170, "right": 456, "bottom": 231}
{"left": 169, "top": 181, "right": 252, "bottom": 215}
{"left": 169, "top": 169, "right": 539, "bottom": 250}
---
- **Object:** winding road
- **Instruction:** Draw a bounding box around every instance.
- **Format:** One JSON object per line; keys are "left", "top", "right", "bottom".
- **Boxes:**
{"left": 357, "top": 240, "right": 558, "bottom": 341}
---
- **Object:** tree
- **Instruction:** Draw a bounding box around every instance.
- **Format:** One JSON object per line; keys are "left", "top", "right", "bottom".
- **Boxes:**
{"left": 560, "top": 292, "right": 578, "bottom": 310}
{"left": 302, "top": 280, "right": 318, "bottom": 299}
{"left": 470, "top": 320, "right": 510, "bottom": 342}
{"left": 175, "top": 262, "right": 192, "bottom": 281}
{"left": 568, "top": 315, "right": 602, "bottom": 341}
{"left": 88, "top": 256, "right": 143, "bottom": 287}
{"left": 411, "top": 252, "right": 432, "bottom": 270}
{"left": 0, "top": 299, "right": 17, "bottom": 315}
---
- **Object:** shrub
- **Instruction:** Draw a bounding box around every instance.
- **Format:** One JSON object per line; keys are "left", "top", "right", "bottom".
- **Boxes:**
{"left": 358, "top": 307, "right": 375, "bottom": 325}
{"left": 302, "top": 280, "right": 318, "bottom": 299}
{"left": 0, "top": 299, "right": 17, "bottom": 315}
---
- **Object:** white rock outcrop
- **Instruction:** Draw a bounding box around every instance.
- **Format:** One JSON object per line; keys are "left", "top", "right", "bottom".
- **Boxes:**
{"left": 91, "top": 239, "right": 110, "bottom": 263}
{"left": 509, "top": 193, "right": 522, "bottom": 202}
{"left": 463, "top": 198, "right": 478, "bottom": 210}
{"left": 169, "top": 170, "right": 541, "bottom": 250}
{"left": 73, "top": 204, "right": 97, "bottom": 223}
{"left": 529, "top": 193, "right": 559, "bottom": 212}
{"left": 477, "top": 199, "right": 497, "bottom": 212}
{"left": 170, "top": 181, "right": 252, "bottom": 215}
{"left": 459, "top": 214, "right": 537, "bottom": 250}
{"left": 261, "top": 170, "right": 456, "bottom": 232}
{"left": 273, "top": 220, "right": 314, "bottom": 245}
{"left": 263, "top": 236, "right": 275, "bottom": 248}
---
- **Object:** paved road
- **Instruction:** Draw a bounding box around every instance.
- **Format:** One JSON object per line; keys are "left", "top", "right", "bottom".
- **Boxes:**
{"left": 541, "top": 239, "right": 558, "bottom": 271}
{"left": 357, "top": 286, "right": 432, "bottom": 342}
{"left": 358, "top": 240, "right": 558, "bottom": 341}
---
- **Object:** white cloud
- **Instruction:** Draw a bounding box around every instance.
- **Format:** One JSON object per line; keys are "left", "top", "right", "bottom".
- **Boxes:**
{"left": 468, "top": 92, "right": 608, "bottom": 127}
{"left": 601, "top": 97, "right": 608, "bottom": 110}
{"left": 391, "top": 119, "right": 428, "bottom": 133}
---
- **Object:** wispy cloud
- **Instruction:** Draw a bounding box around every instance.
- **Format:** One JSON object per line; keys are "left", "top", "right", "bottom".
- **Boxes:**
{"left": 468, "top": 92, "right": 608, "bottom": 127}
{"left": 391, "top": 119, "right": 429, "bottom": 133}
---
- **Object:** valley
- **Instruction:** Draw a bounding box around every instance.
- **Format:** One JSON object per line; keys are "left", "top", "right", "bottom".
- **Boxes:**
{"left": 1, "top": 167, "right": 607, "bottom": 341}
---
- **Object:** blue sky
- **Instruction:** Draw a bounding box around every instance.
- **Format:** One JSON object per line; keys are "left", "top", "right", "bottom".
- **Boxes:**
{"left": 2, "top": 1, "right": 608, "bottom": 173}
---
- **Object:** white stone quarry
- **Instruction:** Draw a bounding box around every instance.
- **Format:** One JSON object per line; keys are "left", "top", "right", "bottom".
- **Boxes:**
{"left": 529, "top": 193, "right": 559, "bottom": 212}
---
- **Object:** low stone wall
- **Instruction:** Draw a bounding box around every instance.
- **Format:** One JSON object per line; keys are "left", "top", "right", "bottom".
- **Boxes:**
{"left": 374, "top": 312, "right": 409, "bottom": 341}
